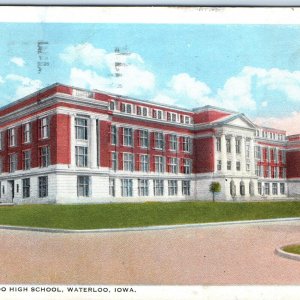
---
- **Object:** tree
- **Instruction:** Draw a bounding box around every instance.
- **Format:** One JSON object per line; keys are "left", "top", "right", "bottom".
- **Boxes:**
{"left": 209, "top": 182, "right": 221, "bottom": 202}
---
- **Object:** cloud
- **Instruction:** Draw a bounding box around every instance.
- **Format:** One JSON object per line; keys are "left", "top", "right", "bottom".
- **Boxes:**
{"left": 152, "top": 93, "right": 177, "bottom": 106}
{"left": 0, "top": 76, "right": 4, "bottom": 84}
{"left": 6, "top": 74, "right": 42, "bottom": 99}
{"left": 10, "top": 57, "right": 25, "bottom": 67}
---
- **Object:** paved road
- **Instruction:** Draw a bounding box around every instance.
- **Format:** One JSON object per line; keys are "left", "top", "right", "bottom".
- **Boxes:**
{"left": 1, "top": 220, "right": 300, "bottom": 285}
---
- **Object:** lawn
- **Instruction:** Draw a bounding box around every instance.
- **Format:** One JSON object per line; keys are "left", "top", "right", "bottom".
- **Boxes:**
{"left": 282, "top": 245, "right": 300, "bottom": 255}
{"left": 0, "top": 201, "right": 300, "bottom": 230}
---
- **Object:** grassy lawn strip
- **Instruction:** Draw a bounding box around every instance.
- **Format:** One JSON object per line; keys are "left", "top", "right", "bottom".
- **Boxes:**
{"left": 282, "top": 245, "right": 300, "bottom": 255}
{"left": 0, "top": 201, "right": 300, "bottom": 230}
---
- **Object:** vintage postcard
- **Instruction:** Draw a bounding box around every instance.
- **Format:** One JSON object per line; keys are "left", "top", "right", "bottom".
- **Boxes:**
{"left": 0, "top": 6, "right": 300, "bottom": 300}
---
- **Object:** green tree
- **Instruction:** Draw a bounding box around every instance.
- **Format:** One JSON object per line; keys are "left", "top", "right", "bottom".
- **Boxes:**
{"left": 209, "top": 182, "right": 221, "bottom": 202}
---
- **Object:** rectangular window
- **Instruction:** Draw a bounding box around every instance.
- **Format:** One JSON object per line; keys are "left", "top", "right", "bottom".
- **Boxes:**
{"left": 226, "top": 138, "right": 231, "bottom": 153}
{"left": 272, "top": 183, "right": 278, "bottom": 195}
{"left": 236, "top": 139, "right": 241, "bottom": 154}
{"left": 227, "top": 160, "right": 231, "bottom": 170}
{"left": 75, "top": 146, "right": 88, "bottom": 167}
{"left": 9, "top": 128, "right": 17, "bottom": 147}
{"left": 246, "top": 163, "right": 250, "bottom": 172}
{"left": 111, "top": 125, "right": 117, "bottom": 145}
{"left": 109, "top": 178, "right": 115, "bottom": 197}
{"left": 182, "top": 137, "right": 192, "bottom": 152}
{"left": 169, "top": 134, "right": 177, "bottom": 151}
{"left": 23, "top": 150, "right": 31, "bottom": 170}
{"left": 111, "top": 152, "right": 117, "bottom": 171}
{"left": 77, "top": 176, "right": 89, "bottom": 197}
{"left": 126, "top": 104, "right": 132, "bottom": 114}
{"left": 109, "top": 101, "right": 115, "bottom": 110}
{"left": 39, "top": 176, "right": 48, "bottom": 198}
{"left": 168, "top": 180, "right": 178, "bottom": 196}
{"left": 154, "top": 132, "right": 164, "bottom": 149}
{"left": 123, "top": 128, "right": 133, "bottom": 147}
{"left": 169, "top": 157, "right": 178, "bottom": 173}
{"left": 236, "top": 161, "right": 241, "bottom": 171}
{"left": 274, "top": 148, "right": 278, "bottom": 163}
{"left": 155, "top": 156, "right": 164, "bottom": 173}
{"left": 255, "top": 164, "right": 259, "bottom": 176}
{"left": 153, "top": 109, "right": 163, "bottom": 119}
{"left": 154, "top": 179, "right": 164, "bottom": 196}
{"left": 140, "top": 130, "right": 149, "bottom": 148}
{"left": 142, "top": 107, "right": 148, "bottom": 117}
{"left": 9, "top": 153, "right": 17, "bottom": 172}
{"left": 121, "top": 179, "right": 133, "bottom": 197}
{"left": 185, "top": 116, "right": 191, "bottom": 124}
{"left": 22, "top": 178, "right": 30, "bottom": 198}
{"left": 258, "top": 182, "right": 262, "bottom": 195}
{"left": 138, "top": 179, "right": 149, "bottom": 196}
{"left": 282, "top": 150, "right": 286, "bottom": 163}
{"left": 40, "top": 146, "right": 50, "bottom": 167}
{"left": 183, "top": 159, "right": 192, "bottom": 174}
{"left": 246, "top": 143, "right": 250, "bottom": 158}
{"left": 140, "top": 154, "right": 149, "bottom": 172}
{"left": 41, "top": 117, "right": 49, "bottom": 139}
{"left": 23, "top": 123, "right": 31, "bottom": 143}
{"left": 75, "top": 118, "right": 88, "bottom": 140}
{"left": 217, "top": 160, "right": 222, "bottom": 171}
{"left": 182, "top": 180, "right": 191, "bottom": 196}
{"left": 123, "top": 153, "right": 134, "bottom": 171}
{"left": 266, "top": 148, "right": 270, "bottom": 161}
{"left": 280, "top": 183, "right": 285, "bottom": 195}
{"left": 265, "top": 183, "right": 270, "bottom": 195}
{"left": 216, "top": 137, "right": 221, "bottom": 152}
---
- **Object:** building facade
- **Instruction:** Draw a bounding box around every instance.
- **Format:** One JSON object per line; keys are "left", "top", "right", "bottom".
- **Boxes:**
{"left": 0, "top": 83, "right": 299, "bottom": 204}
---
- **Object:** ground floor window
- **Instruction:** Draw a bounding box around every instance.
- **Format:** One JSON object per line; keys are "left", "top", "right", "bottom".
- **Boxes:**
{"left": 77, "top": 176, "right": 89, "bottom": 197}
{"left": 272, "top": 183, "right": 278, "bottom": 195}
{"left": 154, "top": 179, "right": 164, "bottom": 196}
{"left": 138, "top": 179, "right": 149, "bottom": 196}
{"left": 240, "top": 181, "right": 245, "bottom": 196}
{"left": 121, "top": 179, "right": 133, "bottom": 197}
{"left": 39, "top": 176, "right": 48, "bottom": 198}
{"left": 258, "top": 182, "right": 262, "bottom": 195}
{"left": 22, "top": 178, "right": 30, "bottom": 198}
{"left": 168, "top": 180, "right": 178, "bottom": 196}
{"left": 280, "top": 183, "right": 285, "bottom": 194}
{"left": 182, "top": 180, "right": 190, "bottom": 196}
{"left": 265, "top": 183, "right": 270, "bottom": 195}
{"left": 109, "top": 178, "right": 115, "bottom": 197}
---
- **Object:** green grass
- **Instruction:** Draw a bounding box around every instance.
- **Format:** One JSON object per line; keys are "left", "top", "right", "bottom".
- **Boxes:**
{"left": 282, "top": 245, "right": 300, "bottom": 255}
{"left": 0, "top": 201, "right": 300, "bottom": 230}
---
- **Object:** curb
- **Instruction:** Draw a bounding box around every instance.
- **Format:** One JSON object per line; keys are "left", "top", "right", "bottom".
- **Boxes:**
{"left": 275, "top": 246, "right": 300, "bottom": 262}
{"left": 0, "top": 217, "right": 300, "bottom": 234}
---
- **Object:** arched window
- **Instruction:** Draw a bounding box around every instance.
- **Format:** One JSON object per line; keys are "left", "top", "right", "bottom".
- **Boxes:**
{"left": 240, "top": 181, "right": 245, "bottom": 196}
{"left": 230, "top": 180, "right": 236, "bottom": 197}
{"left": 249, "top": 180, "right": 254, "bottom": 196}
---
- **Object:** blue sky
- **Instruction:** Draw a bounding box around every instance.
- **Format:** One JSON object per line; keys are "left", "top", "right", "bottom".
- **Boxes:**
{"left": 1, "top": 23, "right": 300, "bottom": 133}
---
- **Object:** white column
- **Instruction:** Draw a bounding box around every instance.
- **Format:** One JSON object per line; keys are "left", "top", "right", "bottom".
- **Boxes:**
{"left": 250, "top": 138, "right": 255, "bottom": 176}
{"left": 241, "top": 136, "right": 246, "bottom": 173}
{"left": 70, "top": 113, "right": 75, "bottom": 168}
{"left": 148, "top": 179, "right": 154, "bottom": 197}
{"left": 231, "top": 135, "right": 236, "bottom": 174}
{"left": 221, "top": 134, "right": 227, "bottom": 173}
{"left": 90, "top": 116, "right": 97, "bottom": 169}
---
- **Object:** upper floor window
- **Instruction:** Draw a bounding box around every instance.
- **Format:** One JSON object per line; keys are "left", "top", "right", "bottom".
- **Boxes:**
{"left": 226, "top": 138, "right": 231, "bottom": 153}
{"left": 140, "top": 154, "right": 149, "bottom": 172}
{"left": 154, "top": 132, "right": 164, "bottom": 149}
{"left": 75, "top": 146, "right": 88, "bottom": 167}
{"left": 111, "top": 125, "right": 117, "bottom": 145}
{"left": 139, "top": 130, "right": 149, "bottom": 148}
{"left": 9, "top": 153, "right": 17, "bottom": 173}
{"left": 9, "top": 128, "right": 17, "bottom": 147}
{"left": 23, "top": 123, "right": 31, "bottom": 143}
{"left": 109, "top": 101, "right": 115, "bottom": 110}
{"left": 246, "top": 143, "right": 250, "bottom": 158}
{"left": 167, "top": 112, "right": 177, "bottom": 122}
{"left": 153, "top": 109, "right": 163, "bottom": 120}
{"left": 168, "top": 157, "right": 178, "bottom": 174}
{"left": 40, "top": 146, "right": 50, "bottom": 168}
{"left": 183, "top": 158, "right": 192, "bottom": 174}
{"left": 137, "top": 106, "right": 148, "bottom": 117}
{"left": 75, "top": 118, "right": 88, "bottom": 140}
{"left": 40, "top": 117, "right": 49, "bottom": 139}
{"left": 216, "top": 137, "right": 221, "bottom": 152}
{"left": 236, "top": 139, "right": 241, "bottom": 154}
{"left": 23, "top": 150, "right": 31, "bottom": 170}
{"left": 120, "top": 103, "right": 132, "bottom": 114}
{"left": 123, "top": 153, "right": 134, "bottom": 171}
{"left": 111, "top": 152, "right": 117, "bottom": 171}
{"left": 185, "top": 116, "right": 191, "bottom": 124}
{"left": 123, "top": 128, "right": 133, "bottom": 147}
{"left": 182, "top": 137, "right": 192, "bottom": 153}
{"left": 155, "top": 156, "right": 164, "bottom": 173}
{"left": 169, "top": 134, "right": 177, "bottom": 151}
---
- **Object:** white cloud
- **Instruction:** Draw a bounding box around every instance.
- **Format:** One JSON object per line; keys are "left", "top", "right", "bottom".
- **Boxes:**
{"left": 0, "top": 76, "right": 4, "bottom": 84}
{"left": 10, "top": 57, "right": 25, "bottom": 67}
{"left": 261, "top": 101, "right": 268, "bottom": 107}
{"left": 6, "top": 74, "right": 42, "bottom": 99}
{"left": 152, "top": 93, "right": 177, "bottom": 106}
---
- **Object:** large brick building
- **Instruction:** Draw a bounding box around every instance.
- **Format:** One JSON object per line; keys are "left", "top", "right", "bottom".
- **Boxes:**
{"left": 0, "top": 83, "right": 299, "bottom": 204}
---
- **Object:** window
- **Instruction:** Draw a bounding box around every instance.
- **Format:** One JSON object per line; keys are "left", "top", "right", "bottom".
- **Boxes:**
{"left": 140, "top": 154, "right": 149, "bottom": 172}
{"left": 280, "top": 183, "right": 285, "bottom": 194}
{"left": 23, "top": 150, "right": 31, "bottom": 170}
{"left": 217, "top": 160, "right": 222, "bottom": 171}
{"left": 123, "top": 128, "right": 133, "bottom": 146}
{"left": 41, "top": 117, "right": 49, "bottom": 139}
{"left": 171, "top": 113, "right": 177, "bottom": 122}
{"left": 274, "top": 167, "right": 278, "bottom": 178}
{"left": 258, "top": 182, "right": 262, "bottom": 195}
{"left": 9, "top": 153, "right": 17, "bottom": 172}
{"left": 111, "top": 125, "right": 117, "bottom": 145}
{"left": 153, "top": 109, "right": 163, "bottom": 119}
{"left": 274, "top": 148, "right": 278, "bottom": 163}
{"left": 140, "top": 130, "right": 149, "bottom": 148}
{"left": 121, "top": 179, "right": 133, "bottom": 197}
{"left": 182, "top": 180, "right": 191, "bottom": 196}
{"left": 123, "top": 153, "right": 134, "bottom": 171}
{"left": 77, "top": 176, "right": 89, "bottom": 197}
{"left": 227, "top": 160, "right": 231, "bottom": 171}
{"left": 272, "top": 183, "right": 278, "bottom": 195}
{"left": 0, "top": 132, "right": 2, "bottom": 150}
{"left": 109, "top": 178, "right": 115, "bottom": 197}
{"left": 75, "top": 118, "right": 88, "bottom": 140}
{"left": 246, "top": 143, "right": 250, "bottom": 158}
{"left": 169, "top": 157, "right": 178, "bottom": 173}
{"left": 240, "top": 181, "right": 245, "bottom": 196}
{"left": 182, "top": 137, "right": 192, "bottom": 152}
{"left": 282, "top": 150, "right": 286, "bottom": 163}
{"left": 265, "top": 183, "right": 270, "bottom": 195}
{"left": 216, "top": 137, "right": 221, "bottom": 152}
{"left": 23, "top": 123, "right": 31, "bottom": 143}
{"left": 168, "top": 180, "right": 178, "bottom": 196}
{"left": 39, "top": 176, "right": 48, "bottom": 198}
{"left": 154, "top": 179, "right": 164, "bottom": 196}
{"left": 40, "top": 146, "right": 50, "bottom": 167}
{"left": 142, "top": 107, "right": 148, "bottom": 117}
{"left": 255, "top": 146, "right": 261, "bottom": 160}
{"left": 169, "top": 134, "right": 177, "bottom": 151}
{"left": 75, "top": 146, "right": 88, "bottom": 167}
{"left": 226, "top": 138, "right": 231, "bottom": 153}
{"left": 22, "top": 178, "right": 30, "bottom": 198}
{"left": 155, "top": 156, "right": 164, "bottom": 173}
{"left": 255, "top": 164, "right": 260, "bottom": 176}
{"left": 266, "top": 148, "right": 270, "bottom": 161}
{"left": 236, "top": 161, "right": 241, "bottom": 171}
{"left": 154, "top": 132, "right": 164, "bottom": 149}
{"left": 109, "top": 101, "right": 115, "bottom": 110}
{"left": 9, "top": 128, "right": 17, "bottom": 147}
{"left": 236, "top": 139, "right": 241, "bottom": 154}
{"left": 111, "top": 152, "right": 117, "bottom": 171}
{"left": 138, "top": 179, "right": 149, "bottom": 196}
{"left": 126, "top": 104, "right": 132, "bottom": 114}
{"left": 183, "top": 159, "right": 192, "bottom": 174}
{"left": 185, "top": 116, "right": 191, "bottom": 124}
{"left": 246, "top": 163, "right": 250, "bottom": 172}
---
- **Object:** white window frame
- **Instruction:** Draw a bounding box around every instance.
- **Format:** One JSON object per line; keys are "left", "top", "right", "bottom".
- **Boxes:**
{"left": 154, "top": 132, "right": 164, "bottom": 150}
{"left": 111, "top": 125, "right": 117, "bottom": 145}
{"left": 169, "top": 157, "right": 178, "bottom": 174}
{"left": 9, "top": 153, "right": 17, "bottom": 172}
{"left": 154, "top": 179, "right": 164, "bottom": 196}
{"left": 140, "top": 130, "right": 149, "bottom": 148}
{"left": 75, "top": 146, "right": 88, "bottom": 167}
{"left": 40, "top": 146, "right": 50, "bottom": 168}
{"left": 22, "top": 178, "right": 30, "bottom": 198}
{"left": 182, "top": 136, "right": 192, "bottom": 153}
{"left": 23, "top": 150, "right": 31, "bottom": 170}
{"left": 183, "top": 158, "right": 191, "bottom": 174}
{"left": 123, "top": 153, "right": 134, "bottom": 171}
{"left": 169, "top": 134, "right": 177, "bottom": 151}
{"left": 168, "top": 180, "right": 178, "bottom": 196}
{"left": 182, "top": 180, "right": 191, "bottom": 196}
{"left": 111, "top": 152, "right": 118, "bottom": 171}
{"left": 39, "top": 176, "right": 48, "bottom": 198}
{"left": 9, "top": 128, "right": 17, "bottom": 147}
{"left": 155, "top": 156, "right": 164, "bottom": 173}
{"left": 138, "top": 179, "right": 149, "bottom": 196}
{"left": 75, "top": 117, "right": 88, "bottom": 140}
{"left": 23, "top": 123, "right": 31, "bottom": 143}
{"left": 109, "top": 178, "right": 115, "bottom": 197}
{"left": 121, "top": 179, "right": 133, "bottom": 197}
{"left": 123, "top": 128, "right": 133, "bottom": 147}
{"left": 140, "top": 154, "right": 149, "bottom": 172}
{"left": 77, "top": 176, "right": 90, "bottom": 197}
{"left": 41, "top": 117, "right": 49, "bottom": 139}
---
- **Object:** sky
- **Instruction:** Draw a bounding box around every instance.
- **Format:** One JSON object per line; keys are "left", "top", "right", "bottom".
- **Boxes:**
{"left": 1, "top": 23, "right": 300, "bottom": 133}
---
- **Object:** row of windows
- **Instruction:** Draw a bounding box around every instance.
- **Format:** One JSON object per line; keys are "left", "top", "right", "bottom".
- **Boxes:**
{"left": 110, "top": 152, "right": 192, "bottom": 174}
{"left": 257, "top": 182, "right": 285, "bottom": 195}
{"left": 217, "top": 160, "right": 251, "bottom": 172}
{"left": 109, "top": 178, "right": 191, "bottom": 197}
{"left": 216, "top": 137, "right": 247, "bottom": 155}
{"left": 111, "top": 126, "right": 193, "bottom": 152}
{"left": 255, "top": 165, "right": 286, "bottom": 178}
{"left": 109, "top": 100, "right": 192, "bottom": 124}
{"left": 0, "top": 117, "right": 49, "bottom": 149}
{"left": 0, "top": 146, "right": 50, "bottom": 173}
{"left": 255, "top": 129, "right": 286, "bottom": 141}
{"left": 254, "top": 146, "right": 286, "bottom": 163}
